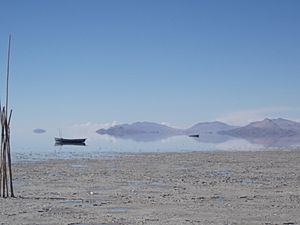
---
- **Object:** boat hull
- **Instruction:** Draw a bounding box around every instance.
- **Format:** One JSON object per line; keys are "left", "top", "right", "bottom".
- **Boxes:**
{"left": 55, "top": 138, "right": 86, "bottom": 144}
{"left": 188, "top": 134, "right": 199, "bottom": 138}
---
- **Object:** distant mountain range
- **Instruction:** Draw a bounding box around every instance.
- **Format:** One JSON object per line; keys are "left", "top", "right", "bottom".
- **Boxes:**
{"left": 96, "top": 121, "right": 235, "bottom": 137}
{"left": 97, "top": 121, "right": 183, "bottom": 136}
{"left": 220, "top": 118, "right": 300, "bottom": 138}
{"left": 96, "top": 122, "right": 183, "bottom": 142}
{"left": 96, "top": 121, "right": 236, "bottom": 142}
{"left": 219, "top": 118, "right": 300, "bottom": 147}
{"left": 96, "top": 118, "right": 300, "bottom": 145}
{"left": 185, "top": 121, "right": 237, "bottom": 135}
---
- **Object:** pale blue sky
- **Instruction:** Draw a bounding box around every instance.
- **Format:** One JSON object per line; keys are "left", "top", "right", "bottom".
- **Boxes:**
{"left": 0, "top": 0, "right": 300, "bottom": 132}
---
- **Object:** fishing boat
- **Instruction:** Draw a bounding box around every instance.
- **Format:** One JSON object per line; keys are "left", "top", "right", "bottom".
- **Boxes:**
{"left": 54, "top": 137, "right": 86, "bottom": 144}
{"left": 188, "top": 134, "right": 199, "bottom": 138}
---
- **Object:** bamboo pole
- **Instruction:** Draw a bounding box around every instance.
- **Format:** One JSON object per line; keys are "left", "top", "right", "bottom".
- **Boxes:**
{"left": 0, "top": 104, "right": 2, "bottom": 195}
{"left": 1, "top": 109, "right": 6, "bottom": 197}
{"left": 6, "top": 117, "right": 14, "bottom": 197}
{"left": 1, "top": 108, "right": 5, "bottom": 197}
{"left": 0, "top": 35, "right": 14, "bottom": 198}
{"left": 6, "top": 35, "right": 11, "bottom": 116}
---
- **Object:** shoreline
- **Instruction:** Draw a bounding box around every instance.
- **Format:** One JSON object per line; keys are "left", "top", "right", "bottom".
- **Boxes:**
{"left": 1, "top": 150, "right": 300, "bottom": 225}
{"left": 11, "top": 146, "right": 300, "bottom": 163}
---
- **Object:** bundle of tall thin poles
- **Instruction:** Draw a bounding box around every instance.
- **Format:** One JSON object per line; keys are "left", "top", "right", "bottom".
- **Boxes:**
{"left": 0, "top": 35, "right": 14, "bottom": 198}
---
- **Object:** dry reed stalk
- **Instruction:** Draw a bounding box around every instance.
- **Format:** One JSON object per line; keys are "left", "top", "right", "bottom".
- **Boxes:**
{"left": 0, "top": 35, "right": 14, "bottom": 197}
{"left": 0, "top": 105, "right": 2, "bottom": 195}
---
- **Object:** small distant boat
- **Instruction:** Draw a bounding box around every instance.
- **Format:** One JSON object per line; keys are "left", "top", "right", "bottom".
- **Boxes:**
{"left": 55, "top": 137, "right": 86, "bottom": 144}
{"left": 188, "top": 134, "right": 199, "bottom": 138}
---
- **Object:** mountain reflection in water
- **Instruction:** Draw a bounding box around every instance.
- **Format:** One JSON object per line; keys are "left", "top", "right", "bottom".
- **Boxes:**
{"left": 101, "top": 133, "right": 300, "bottom": 148}
{"left": 11, "top": 131, "right": 300, "bottom": 162}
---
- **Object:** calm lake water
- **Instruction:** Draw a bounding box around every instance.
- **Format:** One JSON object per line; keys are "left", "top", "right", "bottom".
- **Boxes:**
{"left": 11, "top": 131, "right": 300, "bottom": 161}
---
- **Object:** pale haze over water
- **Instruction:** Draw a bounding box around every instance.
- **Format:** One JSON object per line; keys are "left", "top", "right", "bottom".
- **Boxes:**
{"left": 12, "top": 130, "right": 300, "bottom": 161}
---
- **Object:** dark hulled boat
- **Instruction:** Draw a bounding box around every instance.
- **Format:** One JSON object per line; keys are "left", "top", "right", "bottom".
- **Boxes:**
{"left": 188, "top": 134, "right": 199, "bottom": 138}
{"left": 55, "top": 137, "right": 86, "bottom": 144}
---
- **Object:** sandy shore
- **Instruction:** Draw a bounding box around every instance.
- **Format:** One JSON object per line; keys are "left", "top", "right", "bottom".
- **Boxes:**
{"left": 1, "top": 151, "right": 300, "bottom": 225}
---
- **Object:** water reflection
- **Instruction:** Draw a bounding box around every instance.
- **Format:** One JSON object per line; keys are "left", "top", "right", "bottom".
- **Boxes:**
{"left": 97, "top": 132, "right": 233, "bottom": 144}
{"left": 191, "top": 134, "right": 232, "bottom": 144}
{"left": 55, "top": 142, "right": 86, "bottom": 146}
{"left": 100, "top": 132, "right": 300, "bottom": 148}
{"left": 104, "top": 133, "right": 178, "bottom": 142}
{"left": 241, "top": 135, "right": 300, "bottom": 148}
{"left": 10, "top": 131, "right": 300, "bottom": 161}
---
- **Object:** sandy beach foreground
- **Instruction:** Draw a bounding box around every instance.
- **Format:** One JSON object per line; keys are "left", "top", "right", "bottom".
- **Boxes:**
{"left": 1, "top": 151, "right": 300, "bottom": 225}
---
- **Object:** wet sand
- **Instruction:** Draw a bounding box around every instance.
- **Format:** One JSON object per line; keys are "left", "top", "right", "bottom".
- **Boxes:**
{"left": 1, "top": 151, "right": 300, "bottom": 225}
